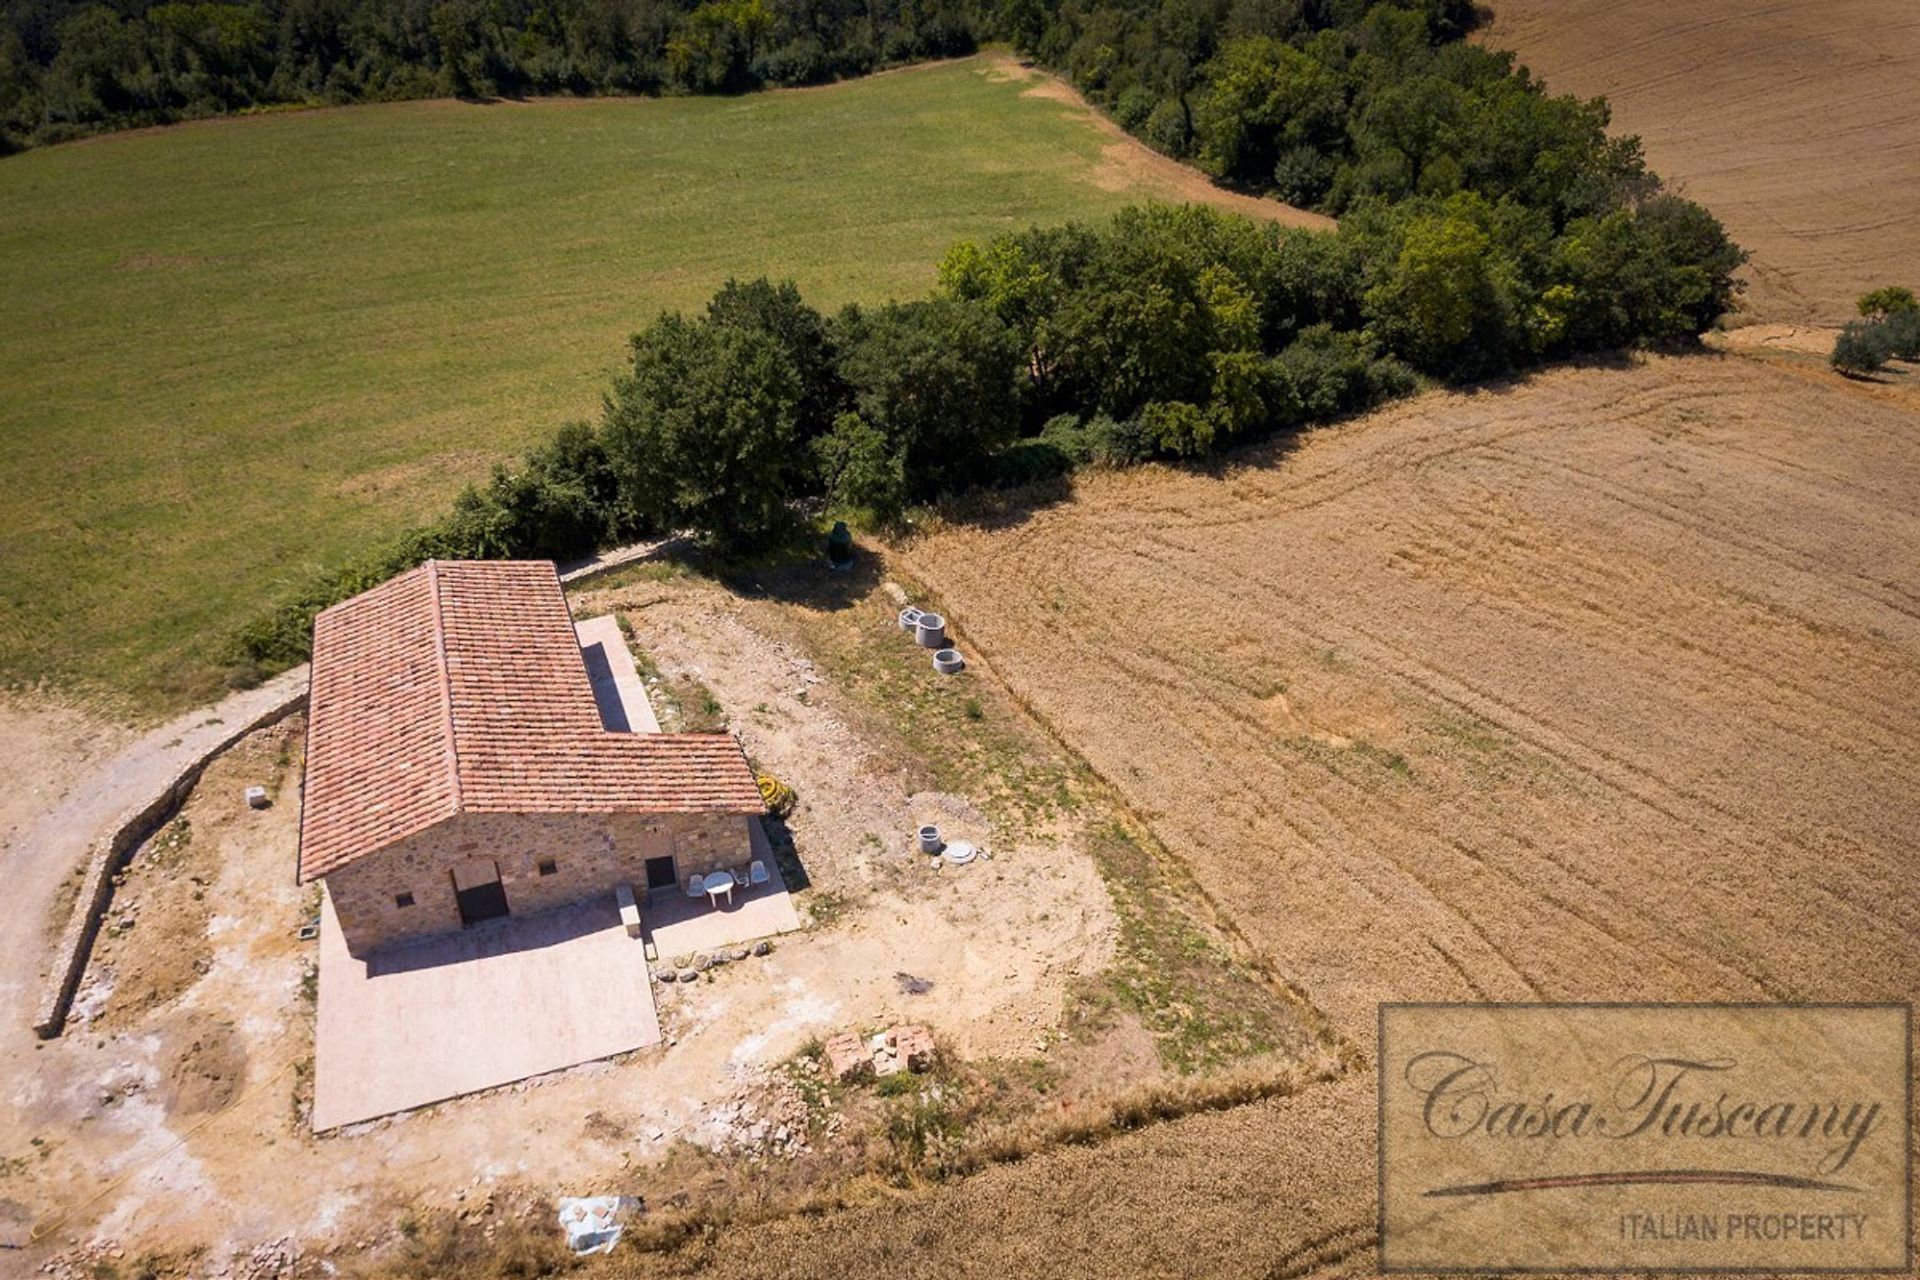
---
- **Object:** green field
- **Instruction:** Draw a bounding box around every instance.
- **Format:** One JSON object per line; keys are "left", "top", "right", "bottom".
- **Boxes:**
{"left": 0, "top": 56, "right": 1191, "bottom": 717}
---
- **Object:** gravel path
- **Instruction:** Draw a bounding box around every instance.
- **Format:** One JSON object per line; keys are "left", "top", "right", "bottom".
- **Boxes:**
{"left": 0, "top": 666, "right": 311, "bottom": 1046}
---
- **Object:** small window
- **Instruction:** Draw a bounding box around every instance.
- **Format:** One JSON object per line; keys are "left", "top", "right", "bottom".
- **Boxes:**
{"left": 394, "top": 891, "right": 415, "bottom": 908}
{"left": 537, "top": 858, "right": 559, "bottom": 877}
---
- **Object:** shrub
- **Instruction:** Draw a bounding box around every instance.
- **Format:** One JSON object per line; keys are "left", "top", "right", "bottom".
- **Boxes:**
{"left": 1885, "top": 309, "right": 1920, "bottom": 362}
{"left": 1271, "top": 325, "right": 1390, "bottom": 420}
{"left": 1831, "top": 321, "right": 1893, "bottom": 376}
{"left": 1037, "top": 413, "right": 1096, "bottom": 464}
{"left": 1037, "top": 412, "right": 1145, "bottom": 467}
{"left": 982, "top": 439, "right": 1077, "bottom": 488}
{"left": 1858, "top": 286, "right": 1918, "bottom": 323}
{"left": 1272, "top": 144, "right": 1336, "bottom": 207}
{"left": 1136, "top": 400, "right": 1215, "bottom": 458}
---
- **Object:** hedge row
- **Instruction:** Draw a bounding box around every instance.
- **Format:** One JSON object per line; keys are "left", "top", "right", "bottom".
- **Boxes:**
{"left": 232, "top": 191, "right": 1743, "bottom": 675}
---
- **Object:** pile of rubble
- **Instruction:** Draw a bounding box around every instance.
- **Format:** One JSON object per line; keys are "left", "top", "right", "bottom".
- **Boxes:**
{"left": 37, "top": 1240, "right": 129, "bottom": 1280}
{"left": 823, "top": 1024, "right": 935, "bottom": 1082}
{"left": 39, "top": 1236, "right": 301, "bottom": 1280}
{"left": 651, "top": 938, "right": 772, "bottom": 986}
{"left": 687, "top": 1069, "right": 823, "bottom": 1159}
{"left": 214, "top": 1237, "right": 297, "bottom": 1280}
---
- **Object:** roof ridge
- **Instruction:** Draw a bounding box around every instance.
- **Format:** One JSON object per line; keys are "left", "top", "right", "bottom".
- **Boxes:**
{"left": 424, "top": 559, "right": 463, "bottom": 812}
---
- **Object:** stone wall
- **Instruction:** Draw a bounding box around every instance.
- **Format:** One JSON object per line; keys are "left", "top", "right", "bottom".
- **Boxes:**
{"left": 326, "top": 810, "right": 753, "bottom": 956}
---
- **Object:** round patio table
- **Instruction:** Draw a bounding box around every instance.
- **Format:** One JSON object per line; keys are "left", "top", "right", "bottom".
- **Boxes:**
{"left": 703, "top": 870, "right": 736, "bottom": 908}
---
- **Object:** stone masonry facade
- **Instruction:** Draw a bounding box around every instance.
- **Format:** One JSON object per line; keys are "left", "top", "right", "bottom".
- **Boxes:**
{"left": 325, "top": 809, "right": 753, "bottom": 956}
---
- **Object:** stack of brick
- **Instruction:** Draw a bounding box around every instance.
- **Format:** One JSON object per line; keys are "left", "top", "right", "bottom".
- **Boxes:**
{"left": 823, "top": 1025, "right": 936, "bottom": 1081}
{"left": 823, "top": 1030, "right": 871, "bottom": 1083}
{"left": 889, "top": 1024, "right": 936, "bottom": 1072}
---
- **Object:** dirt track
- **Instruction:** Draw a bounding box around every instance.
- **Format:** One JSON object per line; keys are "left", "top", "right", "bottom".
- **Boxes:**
{"left": 1479, "top": 0, "right": 1920, "bottom": 323}
{"left": 633, "top": 350, "right": 1920, "bottom": 1278}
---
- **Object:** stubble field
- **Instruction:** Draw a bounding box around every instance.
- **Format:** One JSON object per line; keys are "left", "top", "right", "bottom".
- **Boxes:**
{"left": 619, "top": 349, "right": 1920, "bottom": 1277}
{"left": 1478, "top": 0, "right": 1920, "bottom": 324}
{"left": 900, "top": 352, "right": 1920, "bottom": 1028}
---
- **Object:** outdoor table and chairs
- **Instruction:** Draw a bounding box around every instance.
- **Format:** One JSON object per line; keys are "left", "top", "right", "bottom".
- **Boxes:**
{"left": 701, "top": 869, "right": 737, "bottom": 907}
{"left": 682, "top": 866, "right": 770, "bottom": 909}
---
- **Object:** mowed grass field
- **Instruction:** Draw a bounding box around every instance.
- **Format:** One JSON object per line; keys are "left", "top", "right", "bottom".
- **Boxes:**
{"left": 627, "top": 352, "right": 1920, "bottom": 1277}
{"left": 0, "top": 55, "right": 1266, "bottom": 717}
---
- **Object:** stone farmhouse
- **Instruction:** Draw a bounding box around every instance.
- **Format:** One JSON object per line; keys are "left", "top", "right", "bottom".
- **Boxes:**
{"left": 297, "top": 559, "right": 764, "bottom": 957}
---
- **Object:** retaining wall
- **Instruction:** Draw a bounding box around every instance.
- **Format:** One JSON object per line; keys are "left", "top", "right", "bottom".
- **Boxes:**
{"left": 31, "top": 686, "right": 310, "bottom": 1038}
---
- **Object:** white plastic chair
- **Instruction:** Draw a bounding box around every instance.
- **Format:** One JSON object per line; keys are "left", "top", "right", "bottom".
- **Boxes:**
{"left": 748, "top": 860, "right": 770, "bottom": 886}
{"left": 684, "top": 874, "right": 704, "bottom": 899}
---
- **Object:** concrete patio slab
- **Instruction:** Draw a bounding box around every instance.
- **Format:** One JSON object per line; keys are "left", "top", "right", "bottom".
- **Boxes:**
{"left": 645, "top": 821, "right": 803, "bottom": 959}
{"left": 313, "top": 892, "right": 661, "bottom": 1130}
{"left": 575, "top": 614, "right": 661, "bottom": 734}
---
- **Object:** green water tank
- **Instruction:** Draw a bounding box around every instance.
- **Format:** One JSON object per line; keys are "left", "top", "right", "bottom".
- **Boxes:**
{"left": 826, "top": 520, "right": 854, "bottom": 568}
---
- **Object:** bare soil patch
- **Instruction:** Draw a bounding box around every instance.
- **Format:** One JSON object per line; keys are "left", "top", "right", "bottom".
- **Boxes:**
{"left": 84, "top": 817, "right": 218, "bottom": 1030}
{"left": 162, "top": 1016, "right": 249, "bottom": 1117}
{"left": 1479, "top": 0, "right": 1920, "bottom": 323}
{"left": 4, "top": 555, "right": 1313, "bottom": 1272}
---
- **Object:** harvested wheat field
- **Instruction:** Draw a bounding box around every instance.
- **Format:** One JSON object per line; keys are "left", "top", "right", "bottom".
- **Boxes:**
{"left": 903, "top": 352, "right": 1920, "bottom": 1030}
{"left": 1480, "top": 0, "right": 1920, "bottom": 324}
{"left": 615, "top": 351, "right": 1920, "bottom": 1278}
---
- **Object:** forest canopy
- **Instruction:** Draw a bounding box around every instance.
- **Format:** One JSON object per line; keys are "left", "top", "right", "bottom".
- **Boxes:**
{"left": 233, "top": 193, "right": 1744, "bottom": 672}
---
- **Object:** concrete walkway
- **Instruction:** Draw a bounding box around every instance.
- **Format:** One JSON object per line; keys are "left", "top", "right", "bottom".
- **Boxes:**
{"left": 0, "top": 665, "right": 311, "bottom": 1043}
{"left": 574, "top": 615, "right": 661, "bottom": 733}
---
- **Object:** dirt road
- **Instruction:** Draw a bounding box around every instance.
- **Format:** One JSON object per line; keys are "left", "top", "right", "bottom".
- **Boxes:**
{"left": 0, "top": 670, "right": 306, "bottom": 1040}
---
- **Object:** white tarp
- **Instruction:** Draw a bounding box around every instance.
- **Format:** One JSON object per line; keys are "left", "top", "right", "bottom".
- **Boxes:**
{"left": 557, "top": 1195, "right": 644, "bottom": 1254}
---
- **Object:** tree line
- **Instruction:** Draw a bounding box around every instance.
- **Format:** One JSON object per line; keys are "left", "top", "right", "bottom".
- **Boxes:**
{"left": 233, "top": 194, "right": 1743, "bottom": 673}
{"left": 0, "top": 0, "right": 978, "bottom": 149}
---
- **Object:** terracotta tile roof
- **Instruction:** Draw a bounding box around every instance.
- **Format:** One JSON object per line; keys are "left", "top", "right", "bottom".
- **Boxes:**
{"left": 298, "top": 560, "right": 763, "bottom": 882}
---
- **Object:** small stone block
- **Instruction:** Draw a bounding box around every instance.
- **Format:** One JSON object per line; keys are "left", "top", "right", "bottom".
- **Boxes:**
{"left": 245, "top": 786, "right": 269, "bottom": 810}
{"left": 615, "top": 883, "right": 642, "bottom": 938}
